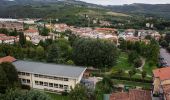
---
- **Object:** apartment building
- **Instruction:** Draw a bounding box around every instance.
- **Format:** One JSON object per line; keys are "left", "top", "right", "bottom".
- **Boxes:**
{"left": 0, "top": 33, "right": 18, "bottom": 44}
{"left": 0, "top": 22, "right": 23, "bottom": 31}
{"left": 12, "top": 60, "right": 86, "bottom": 93}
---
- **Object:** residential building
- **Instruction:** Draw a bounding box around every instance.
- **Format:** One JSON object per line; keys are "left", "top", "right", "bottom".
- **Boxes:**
{"left": 153, "top": 67, "right": 170, "bottom": 100}
{"left": 95, "top": 28, "right": 117, "bottom": 35}
{"left": 0, "top": 33, "right": 18, "bottom": 44}
{"left": 109, "top": 89, "right": 152, "bottom": 100}
{"left": 0, "top": 56, "right": 16, "bottom": 63}
{"left": 0, "top": 22, "right": 23, "bottom": 31}
{"left": 10, "top": 60, "right": 86, "bottom": 93}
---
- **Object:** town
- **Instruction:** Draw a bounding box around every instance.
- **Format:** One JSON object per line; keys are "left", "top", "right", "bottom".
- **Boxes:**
{"left": 0, "top": 0, "right": 170, "bottom": 100}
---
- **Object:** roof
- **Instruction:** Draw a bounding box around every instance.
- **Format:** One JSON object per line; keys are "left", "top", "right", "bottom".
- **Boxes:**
{"left": 153, "top": 67, "right": 170, "bottom": 81}
{"left": 110, "top": 89, "right": 151, "bottom": 100}
{"left": 129, "top": 89, "right": 151, "bottom": 100}
{"left": 13, "top": 60, "right": 86, "bottom": 79}
{"left": 0, "top": 34, "right": 7, "bottom": 37}
{"left": 163, "top": 84, "right": 170, "bottom": 100}
{"left": 96, "top": 28, "right": 117, "bottom": 31}
{"left": 24, "top": 29, "right": 38, "bottom": 33}
{"left": 0, "top": 56, "right": 16, "bottom": 63}
{"left": 110, "top": 92, "right": 129, "bottom": 100}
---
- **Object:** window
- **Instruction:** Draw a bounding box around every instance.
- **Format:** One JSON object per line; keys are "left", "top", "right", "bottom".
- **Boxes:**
{"left": 58, "top": 77, "right": 63, "bottom": 81}
{"left": 49, "top": 83, "right": 53, "bottom": 87}
{"left": 59, "top": 84, "right": 63, "bottom": 89}
{"left": 64, "top": 78, "right": 68, "bottom": 81}
{"left": 44, "top": 82, "right": 48, "bottom": 86}
{"left": 18, "top": 72, "right": 22, "bottom": 75}
{"left": 54, "top": 84, "right": 58, "bottom": 88}
{"left": 40, "top": 81, "right": 43, "bottom": 86}
{"left": 48, "top": 76, "right": 54, "bottom": 79}
{"left": 64, "top": 85, "right": 69, "bottom": 90}
{"left": 54, "top": 77, "right": 59, "bottom": 80}
{"left": 39, "top": 75, "right": 44, "bottom": 78}
{"left": 35, "top": 81, "right": 39, "bottom": 85}
{"left": 34, "top": 74, "right": 39, "bottom": 77}
{"left": 27, "top": 79, "right": 30, "bottom": 84}
{"left": 22, "top": 79, "right": 26, "bottom": 83}
{"left": 26, "top": 73, "right": 30, "bottom": 76}
{"left": 21, "top": 72, "right": 25, "bottom": 76}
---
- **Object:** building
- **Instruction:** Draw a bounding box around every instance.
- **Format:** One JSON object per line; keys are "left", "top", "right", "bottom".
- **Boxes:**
{"left": 153, "top": 67, "right": 170, "bottom": 100}
{"left": 24, "top": 29, "right": 39, "bottom": 37}
{"left": 11, "top": 60, "right": 86, "bottom": 93}
{"left": 0, "top": 33, "right": 18, "bottom": 44}
{"left": 0, "top": 56, "right": 16, "bottom": 63}
{"left": 109, "top": 89, "right": 152, "bottom": 100}
{"left": 95, "top": 28, "right": 117, "bottom": 35}
{"left": 0, "top": 22, "right": 23, "bottom": 31}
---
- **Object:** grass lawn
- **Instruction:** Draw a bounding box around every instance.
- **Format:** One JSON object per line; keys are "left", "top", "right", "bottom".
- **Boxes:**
{"left": 46, "top": 92, "right": 69, "bottom": 100}
{"left": 113, "top": 52, "right": 133, "bottom": 70}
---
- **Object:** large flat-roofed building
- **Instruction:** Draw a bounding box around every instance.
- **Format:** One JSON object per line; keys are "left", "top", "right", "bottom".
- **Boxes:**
{"left": 12, "top": 60, "right": 86, "bottom": 93}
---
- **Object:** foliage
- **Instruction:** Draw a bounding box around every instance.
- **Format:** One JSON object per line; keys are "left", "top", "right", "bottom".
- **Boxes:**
{"left": 72, "top": 38, "right": 118, "bottom": 68}
{"left": 0, "top": 62, "right": 19, "bottom": 93}
{"left": 134, "top": 58, "right": 143, "bottom": 68}
{"left": 19, "top": 32, "right": 26, "bottom": 47}
{"left": 69, "top": 84, "right": 88, "bottom": 100}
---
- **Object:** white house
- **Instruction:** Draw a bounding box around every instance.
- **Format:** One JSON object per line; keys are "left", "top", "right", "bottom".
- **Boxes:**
{"left": 12, "top": 60, "right": 86, "bottom": 93}
{"left": 24, "top": 29, "right": 39, "bottom": 38}
{"left": 0, "top": 34, "right": 18, "bottom": 44}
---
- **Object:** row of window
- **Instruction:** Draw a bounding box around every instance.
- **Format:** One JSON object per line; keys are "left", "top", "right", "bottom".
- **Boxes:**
{"left": 34, "top": 74, "right": 69, "bottom": 81}
{"left": 18, "top": 72, "right": 30, "bottom": 76}
{"left": 20, "top": 78, "right": 30, "bottom": 84}
{"left": 34, "top": 81, "right": 69, "bottom": 90}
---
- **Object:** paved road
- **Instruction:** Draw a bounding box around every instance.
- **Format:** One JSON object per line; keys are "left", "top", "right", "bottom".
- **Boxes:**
{"left": 160, "top": 48, "right": 170, "bottom": 66}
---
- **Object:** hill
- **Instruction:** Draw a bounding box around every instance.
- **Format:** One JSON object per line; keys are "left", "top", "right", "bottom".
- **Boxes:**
{"left": 107, "top": 3, "right": 170, "bottom": 19}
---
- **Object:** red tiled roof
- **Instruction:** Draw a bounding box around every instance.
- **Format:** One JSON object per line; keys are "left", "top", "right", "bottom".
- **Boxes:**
{"left": 0, "top": 34, "right": 7, "bottom": 37}
{"left": 24, "top": 29, "right": 38, "bottom": 33}
{"left": 110, "top": 92, "right": 129, "bottom": 100}
{"left": 0, "top": 56, "right": 16, "bottom": 63}
{"left": 129, "top": 89, "right": 151, "bottom": 100}
{"left": 96, "top": 28, "right": 117, "bottom": 31}
{"left": 153, "top": 67, "right": 170, "bottom": 81}
{"left": 110, "top": 89, "right": 151, "bottom": 100}
{"left": 0, "top": 36, "right": 16, "bottom": 41}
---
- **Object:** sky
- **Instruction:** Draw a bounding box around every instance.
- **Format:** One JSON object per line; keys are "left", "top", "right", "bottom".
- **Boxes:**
{"left": 79, "top": 0, "right": 170, "bottom": 5}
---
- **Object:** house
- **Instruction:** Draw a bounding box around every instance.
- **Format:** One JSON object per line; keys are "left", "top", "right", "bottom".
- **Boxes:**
{"left": 13, "top": 60, "right": 86, "bottom": 93}
{"left": 0, "top": 56, "right": 16, "bottom": 63}
{"left": 95, "top": 28, "right": 117, "bottom": 35}
{"left": 0, "top": 22, "right": 23, "bottom": 31}
{"left": 153, "top": 67, "right": 170, "bottom": 100}
{"left": 24, "top": 29, "right": 39, "bottom": 38}
{"left": 0, "top": 33, "right": 18, "bottom": 44}
{"left": 109, "top": 89, "right": 152, "bottom": 100}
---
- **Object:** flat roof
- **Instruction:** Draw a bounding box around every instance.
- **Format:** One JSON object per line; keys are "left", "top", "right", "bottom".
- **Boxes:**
{"left": 13, "top": 60, "right": 86, "bottom": 79}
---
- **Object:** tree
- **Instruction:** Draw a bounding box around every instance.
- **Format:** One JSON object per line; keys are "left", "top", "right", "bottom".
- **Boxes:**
{"left": 0, "top": 66, "right": 8, "bottom": 93}
{"left": 36, "top": 46, "right": 45, "bottom": 60}
{"left": 0, "top": 62, "right": 19, "bottom": 87}
{"left": 47, "top": 43, "right": 61, "bottom": 63}
{"left": 165, "top": 33, "right": 170, "bottom": 44}
{"left": 72, "top": 38, "right": 118, "bottom": 68}
{"left": 134, "top": 58, "right": 143, "bottom": 68}
{"left": 0, "top": 89, "right": 51, "bottom": 100}
{"left": 69, "top": 84, "right": 88, "bottom": 100}
{"left": 19, "top": 32, "right": 26, "bottom": 47}
{"left": 128, "top": 69, "right": 136, "bottom": 80}
{"left": 141, "top": 71, "right": 147, "bottom": 81}
{"left": 128, "top": 51, "right": 139, "bottom": 64}
{"left": 160, "top": 40, "right": 169, "bottom": 48}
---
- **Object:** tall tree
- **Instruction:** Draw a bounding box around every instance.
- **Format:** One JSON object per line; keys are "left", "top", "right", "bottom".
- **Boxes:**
{"left": 19, "top": 32, "right": 26, "bottom": 47}
{"left": 36, "top": 46, "right": 45, "bottom": 60}
{"left": 47, "top": 43, "right": 61, "bottom": 63}
{"left": 72, "top": 38, "right": 118, "bottom": 68}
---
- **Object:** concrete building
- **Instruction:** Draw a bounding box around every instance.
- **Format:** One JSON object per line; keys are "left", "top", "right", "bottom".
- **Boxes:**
{"left": 0, "top": 22, "right": 23, "bottom": 31}
{"left": 153, "top": 67, "right": 170, "bottom": 100}
{"left": 12, "top": 60, "right": 86, "bottom": 93}
{"left": 0, "top": 33, "right": 18, "bottom": 44}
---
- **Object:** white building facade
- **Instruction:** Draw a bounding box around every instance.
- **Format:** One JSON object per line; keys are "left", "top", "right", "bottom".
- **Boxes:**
{"left": 13, "top": 60, "right": 86, "bottom": 93}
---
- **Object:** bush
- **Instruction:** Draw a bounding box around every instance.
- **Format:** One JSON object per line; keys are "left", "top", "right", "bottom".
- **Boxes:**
{"left": 134, "top": 58, "right": 143, "bottom": 68}
{"left": 21, "top": 85, "right": 31, "bottom": 90}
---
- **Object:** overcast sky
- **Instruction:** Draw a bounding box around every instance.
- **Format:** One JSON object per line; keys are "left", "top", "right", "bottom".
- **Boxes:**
{"left": 79, "top": 0, "right": 170, "bottom": 5}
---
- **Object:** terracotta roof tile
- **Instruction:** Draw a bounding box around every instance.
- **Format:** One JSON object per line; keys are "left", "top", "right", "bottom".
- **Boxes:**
{"left": 153, "top": 67, "right": 170, "bottom": 81}
{"left": 24, "top": 29, "right": 38, "bottom": 33}
{"left": 0, "top": 56, "right": 16, "bottom": 63}
{"left": 110, "top": 92, "right": 129, "bottom": 100}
